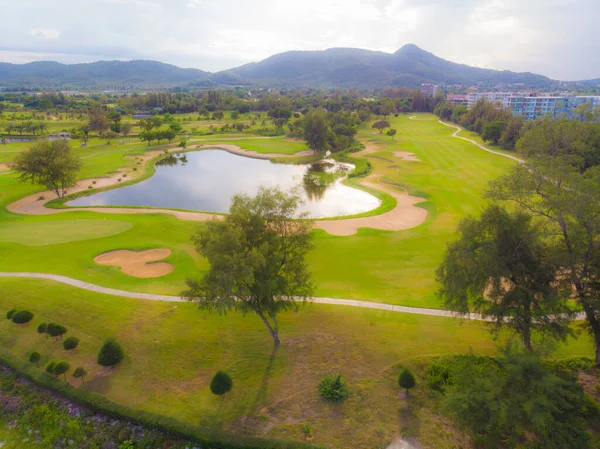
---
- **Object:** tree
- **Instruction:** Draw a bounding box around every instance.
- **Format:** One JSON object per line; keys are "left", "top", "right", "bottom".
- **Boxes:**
{"left": 443, "top": 348, "right": 589, "bottom": 449}
{"left": 120, "top": 122, "right": 132, "bottom": 137}
{"left": 104, "top": 130, "right": 118, "bottom": 144}
{"left": 46, "top": 323, "right": 67, "bottom": 340}
{"left": 210, "top": 370, "right": 233, "bottom": 397}
{"left": 398, "top": 368, "right": 416, "bottom": 395}
{"left": 139, "top": 130, "right": 155, "bottom": 146}
{"left": 97, "top": 338, "right": 125, "bottom": 369}
{"left": 63, "top": 336, "right": 80, "bottom": 352}
{"left": 6, "top": 309, "right": 16, "bottom": 320}
{"left": 29, "top": 351, "right": 41, "bottom": 367}
{"left": 372, "top": 120, "right": 390, "bottom": 134}
{"left": 138, "top": 118, "right": 154, "bottom": 132}
{"left": 13, "top": 140, "right": 82, "bottom": 198}
{"left": 230, "top": 111, "right": 240, "bottom": 120}
{"left": 11, "top": 310, "right": 34, "bottom": 326}
{"left": 53, "top": 361, "right": 70, "bottom": 380}
{"left": 184, "top": 187, "right": 315, "bottom": 347}
{"left": 88, "top": 105, "right": 108, "bottom": 135}
{"left": 386, "top": 128, "right": 397, "bottom": 140}
{"left": 72, "top": 367, "right": 87, "bottom": 385}
{"left": 482, "top": 120, "right": 506, "bottom": 145}
{"left": 486, "top": 120, "right": 600, "bottom": 364}
{"left": 37, "top": 322, "right": 47, "bottom": 337}
{"left": 437, "top": 205, "right": 572, "bottom": 351}
{"left": 303, "top": 108, "right": 330, "bottom": 154}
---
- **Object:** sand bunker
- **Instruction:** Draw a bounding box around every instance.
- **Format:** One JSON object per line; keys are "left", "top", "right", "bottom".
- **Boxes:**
{"left": 394, "top": 152, "right": 420, "bottom": 162}
{"left": 94, "top": 248, "right": 174, "bottom": 278}
{"left": 0, "top": 163, "right": 10, "bottom": 172}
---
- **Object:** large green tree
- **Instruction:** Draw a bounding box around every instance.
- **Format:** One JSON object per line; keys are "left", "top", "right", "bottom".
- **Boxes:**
{"left": 13, "top": 140, "right": 82, "bottom": 198}
{"left": 487, "top": 118, "right": 600, "bottom": 364}
{"left": 437, "top": 205, "right": 572, "bottom": 350}
{"left": 303, "top": 108, "right": 330, "bottom": 154}
{"left": 184, "top": 187, "right": 314, "bottom": 347}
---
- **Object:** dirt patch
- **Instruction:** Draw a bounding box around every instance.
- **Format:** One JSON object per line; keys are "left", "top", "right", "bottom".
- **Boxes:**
{"left": 283, "top": 137, "right": 304, "bottom": 143}
{"left": 94, "top": 248, "right": 174, "bottom": 278}
{"left": 393, "top": 152, "right": 420, "bottom": 162}
{"left": 0, "top": 163, "right": 10, "bottom": 172}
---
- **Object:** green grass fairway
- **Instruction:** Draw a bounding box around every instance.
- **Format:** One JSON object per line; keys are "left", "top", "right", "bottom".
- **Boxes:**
{"left": 0, "top": 278, "right": 592, "bottom": 449}
{"left": 0, "top": 114, "right": 517, "bottom": 305}
{"left": 0, "top": 219, "right": 133, "bottom": 246}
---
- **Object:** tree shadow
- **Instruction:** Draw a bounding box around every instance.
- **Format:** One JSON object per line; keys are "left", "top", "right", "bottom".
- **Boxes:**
{"left": 398, "top": 394, "right": 422, "bottom": 440}
{"left": 249, "top": 345, "right": 280, "bottom": 415}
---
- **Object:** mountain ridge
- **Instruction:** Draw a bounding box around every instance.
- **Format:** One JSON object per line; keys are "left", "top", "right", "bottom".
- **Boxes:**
{"left": 0, "top": 44, "right": 592, "bottom": 90}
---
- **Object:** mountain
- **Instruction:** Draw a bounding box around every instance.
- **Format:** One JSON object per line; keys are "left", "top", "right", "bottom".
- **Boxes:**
{"left": 217, "top": 44, "right": 552, "bottom": 89}
{"left": 0, "top": 45, "right": 576, "bottom": 90}
{"left": 0, "top": 60, "right": 210, "bottom": 88}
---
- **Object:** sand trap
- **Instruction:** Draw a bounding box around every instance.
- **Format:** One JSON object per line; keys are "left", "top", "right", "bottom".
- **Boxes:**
{"left": 393, "top": 152, "right": 420, "bottom": 162}
{"left": 314, "top": 142, "right": 427, "bottom": 236}
{"left": 94, "top": 248, "right": 174, "bottom": 278}
{"left": 0, "top": 163, "right": 10, "bottom": 172}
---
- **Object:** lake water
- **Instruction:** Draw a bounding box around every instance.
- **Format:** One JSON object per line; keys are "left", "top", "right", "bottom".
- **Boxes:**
{"left": 68, "top": 149, "right": 380, "bottom": 218}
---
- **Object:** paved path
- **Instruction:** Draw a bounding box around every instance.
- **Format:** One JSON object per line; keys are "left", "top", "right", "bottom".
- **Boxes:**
{"left": 438, "top": 120, "right": 525, "bottom": 164}
{"left": 0, "top": 271, "right": 486, "bottom": 320}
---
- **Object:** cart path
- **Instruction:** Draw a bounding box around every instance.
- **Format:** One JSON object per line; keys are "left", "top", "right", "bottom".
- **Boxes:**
{"left": 0, "top": 271, "right": 491, "bottom": 320}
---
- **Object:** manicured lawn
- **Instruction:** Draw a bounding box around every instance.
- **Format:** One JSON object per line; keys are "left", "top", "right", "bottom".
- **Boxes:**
{"left": 0, "top": 278, "right": 591, "bottom": 449}
{"left": 0, "top": 114, "right": 516, "bottom": 305}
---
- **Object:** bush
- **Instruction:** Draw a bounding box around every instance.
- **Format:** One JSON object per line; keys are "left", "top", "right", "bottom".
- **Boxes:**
{"left": 63, "top": 336, "right": 80, "bottom": 352}
{"left": 97, "top": 338, "right": 124, "bottom": 369}
{"left": 11, "top": 310, "right": 34, "bottom": 325}
{"left": 29, "top": 351, "right": 41, "bottom": 367}
{"left": 6, "top": 308, "right": 17, "bottom": 320}
{"left": 45, "top": 362, "right": 56, "bottom": 376}
{"left": 53, "top": 361, "right": 70, "bottom": 379}
{"left": 318, "top": 373, "right": 349, "bottom": 401}
{"left": 210, "top": 371, "right": 233, "bottom": 396}
{"left": 46, "top": 323, "right": 67, "bottom": 339}
{"left": 398, "top": 368, "right": 416, "bottom": 394}
{"left": 37, "top": 322, "right": 48, "bottom": 335}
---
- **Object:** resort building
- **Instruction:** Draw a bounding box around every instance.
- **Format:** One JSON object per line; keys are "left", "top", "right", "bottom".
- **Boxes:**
{"left": 467, "top": 92, "right": 600, "bottom": 120}
{"left": 420, "top": 83, "right": 439, "bottom": 97}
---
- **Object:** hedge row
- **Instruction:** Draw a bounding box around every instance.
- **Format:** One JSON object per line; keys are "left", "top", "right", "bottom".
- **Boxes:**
{"left": 0, "top": 350, "right": 323, "bottom": 449}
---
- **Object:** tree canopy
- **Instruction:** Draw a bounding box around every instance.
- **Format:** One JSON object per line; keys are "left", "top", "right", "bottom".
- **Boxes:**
{"left": 303, "top": 108, "right": 330, "bottom": 153}
{"left": 184, "top": 187, "right": 314, "bottom": 346}
{"left": 13, "top": 140, "right": 82, "bottom": 198}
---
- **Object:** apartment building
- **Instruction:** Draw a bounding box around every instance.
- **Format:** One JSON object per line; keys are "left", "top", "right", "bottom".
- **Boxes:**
{"left": 467, "top": 92, "right": 600, "bottom": 120}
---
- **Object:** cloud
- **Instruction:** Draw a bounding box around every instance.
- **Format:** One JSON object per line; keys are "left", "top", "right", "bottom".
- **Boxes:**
{"left": 0, "top": 0, "right": 597, "bottom": 80}
{"left": 28, "top": 28, "right": 60, "bottom": 40}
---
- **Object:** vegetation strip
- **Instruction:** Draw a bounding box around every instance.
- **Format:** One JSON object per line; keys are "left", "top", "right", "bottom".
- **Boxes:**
{"left": 0, "top": 271, "right": 587, "bottom": 320}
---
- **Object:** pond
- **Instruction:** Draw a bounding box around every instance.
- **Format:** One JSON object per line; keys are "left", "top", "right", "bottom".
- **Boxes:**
{"left": 68, "top": 149, "right": 381, "bottom": 218}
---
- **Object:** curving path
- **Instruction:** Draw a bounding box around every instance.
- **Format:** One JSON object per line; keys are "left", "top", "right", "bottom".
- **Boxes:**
{"left": 0, "top": 271, "right": 488, "bottom": 320}
{"left": 438, "top": 120, "right": 525, "bottom": 164}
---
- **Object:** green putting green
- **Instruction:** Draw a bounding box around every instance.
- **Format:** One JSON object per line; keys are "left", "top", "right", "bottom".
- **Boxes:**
{"left": 0, "top": 219, "right": 133, "bottom": 246}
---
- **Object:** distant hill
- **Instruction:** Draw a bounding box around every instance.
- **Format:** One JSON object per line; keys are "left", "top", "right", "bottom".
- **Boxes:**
{"left": 217, "top": 44, "right": 553, "bottom": 89}
{"left": 0, "top": 45, "right": 589, "bottom": 90}
{"left": 0, "top": 60, "right": 210, "bottom": 89}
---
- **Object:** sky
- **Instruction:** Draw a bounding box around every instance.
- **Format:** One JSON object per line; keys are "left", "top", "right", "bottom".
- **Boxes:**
{"left": 0, "top": 0, "right": 597, "bottom": 80}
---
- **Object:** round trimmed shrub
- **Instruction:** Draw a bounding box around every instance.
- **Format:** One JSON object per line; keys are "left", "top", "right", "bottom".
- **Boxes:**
{"left": 37, "top": 323, "right": 48, "bottom": 335}
{"left": 72, "top": 367, "right": 87, "bottom": 384}
{"left": 53, "top": 361, "right": 70, "bottom": 379}
{"left": 11, "top": 310, "right": 34, "bottom": 325}
{"left": 210, "top": 371, "right": 233, "bottom": 396}
{"left": 398, "top": 367, "right": 416, "bottom": 394}
{"left": 63, "top": 336, "right": 80, "bottom": 352}
{"left": 45, "top": 362, "right": 56, "bottom": 376}
{"left": 97, "top": 338, "right": 125, "bottom": 369}
{"left": 6, "top": 309, "right": 17, "bottom": 320}
{"left": 29, "top": 351, "right": 41, "bottom": 367}
{"left": 318, "top": 373, "right": 349, "bottom": 401}
{"left": 46, "top": 323, "right": 67, "bottom": 339}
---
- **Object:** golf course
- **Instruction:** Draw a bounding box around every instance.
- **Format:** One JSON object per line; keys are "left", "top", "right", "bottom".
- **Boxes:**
{"left": 0, "top": 113, "right": 592, "bottom": 448}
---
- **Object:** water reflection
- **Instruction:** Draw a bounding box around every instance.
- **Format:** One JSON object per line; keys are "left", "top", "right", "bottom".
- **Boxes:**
{"left": 69, "top": 149, "right": 380, "bottom": 218}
